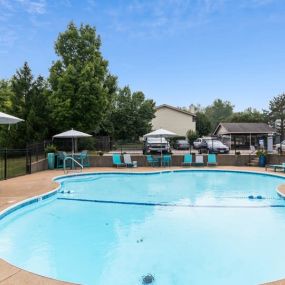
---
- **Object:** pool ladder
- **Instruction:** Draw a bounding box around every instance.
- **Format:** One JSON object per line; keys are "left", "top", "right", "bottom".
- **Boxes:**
{"left": 63, "top": 156, "right": 83, "bottom": 174}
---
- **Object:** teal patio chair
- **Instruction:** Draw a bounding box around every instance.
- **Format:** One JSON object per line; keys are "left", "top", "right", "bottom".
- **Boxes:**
{"left": 162, "top": 155, "right": 172, "bottom": 167}
{"left": 56, "top": 151, "right": 67, "bottom": 168}
{"left": 146, "top": 155, "right": 159, "bottom": 167}
{"left": 207, "top": 154, "right": 217, "bottom": 166}
{"left": 112, "top": 154, "right": 126, "bottom": 168}
{"left": 78, "top": 150, "right": 90, "bottom": 167}
{"left": 182, "top": 154, "right": 192, "bottom": 166}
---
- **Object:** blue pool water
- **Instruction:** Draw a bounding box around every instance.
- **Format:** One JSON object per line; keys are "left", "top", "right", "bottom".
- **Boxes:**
{"left": 1, "top": 170, "right": 285, "bottom": 285}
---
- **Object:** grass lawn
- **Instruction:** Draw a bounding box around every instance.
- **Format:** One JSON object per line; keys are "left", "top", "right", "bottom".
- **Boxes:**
{"left": 0, "top": 155, "right": 27, "bottom": 180}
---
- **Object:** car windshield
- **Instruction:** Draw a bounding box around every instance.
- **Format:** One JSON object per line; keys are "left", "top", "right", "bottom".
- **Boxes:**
{"left": 213, "top": 141, "right": 225, "bottom": 147}
{"left": 146, "top": 137, "right": 168, "bottom": 143}
{"left": 206, "top": 140, "right": 225, "bottom": 146}
{"left": 177, "top": 140, "right": 188, "bottom": 144}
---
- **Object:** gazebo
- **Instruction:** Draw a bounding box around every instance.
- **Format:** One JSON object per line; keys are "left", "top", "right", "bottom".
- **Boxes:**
{"left": 213, "top": 123, "right": 275, "bottom": 151}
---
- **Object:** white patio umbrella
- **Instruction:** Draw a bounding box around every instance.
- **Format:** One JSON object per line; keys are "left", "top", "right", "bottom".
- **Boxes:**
{"left": 53, "top": 128, "right": 92, "bottom": 154}
{"left": 0, "top": 111, "right": 23, "bottom": 125}
{"left": 143, "top": 128, "right": 177, "bottom": 166}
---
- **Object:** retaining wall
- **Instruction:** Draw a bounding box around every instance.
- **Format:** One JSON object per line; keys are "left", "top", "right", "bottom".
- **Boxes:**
{"left": 31, "top": 158, "right": 48, "bottom": 173}
{"left": 30, "top": 154, "right": 285, "bottom": 172}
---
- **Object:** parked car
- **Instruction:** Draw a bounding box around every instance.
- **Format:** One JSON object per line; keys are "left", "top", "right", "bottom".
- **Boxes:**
{"left": 143, "top": 137, "right": 171, "bottom": 154}
{"left": 173, "top": 139, "right": 190, "bottom": 150}
{"left": 193, "top": 138, "right": 204, "bottom": 149}
{"left": 194, "top": 137, "right": 213, "bottom": 150}
{"left": 275, "top": 140, "right": 285, "bottom": 152}
{"left": 206, "top": 140, "right": 229, "bottom": 154}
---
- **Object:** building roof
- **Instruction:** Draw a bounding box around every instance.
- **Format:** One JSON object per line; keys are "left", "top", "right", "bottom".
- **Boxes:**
{"left": 213, "top": 123, "right": 275, "bottom": 135}
{"left": 156, "top": 104, "right": 196, "bottom": 117}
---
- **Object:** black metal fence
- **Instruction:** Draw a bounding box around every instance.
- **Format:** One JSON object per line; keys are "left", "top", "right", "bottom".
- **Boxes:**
{"left": 112, "top": 142, "right": 143, "bottom": 154}
{"left": 0, "top": 142, "right": 48, "bottom": 180}
{"left": 0, "top": 149, "right": 31, "bottom": 180}
{"left": 27, "top": 141, "right": 48, "bottom": 162}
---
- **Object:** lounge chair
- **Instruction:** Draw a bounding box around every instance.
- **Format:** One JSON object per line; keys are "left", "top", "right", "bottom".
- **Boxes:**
{"left": 207, "top": 154, "right": 217, "bottom": 166}
{"left": 193, "top": 154, "right": 204, "bottom": 166}
{"left": 112, "top": 154, "right": 125, "bottom": 168}
{"left": 182, "top": 154, "right": 192, "bottom": 166}
{"left": 123, "top": 154, "right": 134, "bottom": 167}
{"left": 250, "top": 145, "right": 256, "bottom": 154}
{"left": 146, "top": 155, "right": 159, "bottom": 167}
{"left": 56, "top": 151, "right": 67, "bottom": 168}
{"left": 266, "top": 163, "right": 285, "bottom": 172}
{"left": 162, "top": 155, "right": 172, "bottom": 167}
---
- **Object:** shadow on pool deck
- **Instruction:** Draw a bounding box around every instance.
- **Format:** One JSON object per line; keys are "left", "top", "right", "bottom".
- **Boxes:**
{"left": 1, "top": 166, "right": 285, "bottom": 285}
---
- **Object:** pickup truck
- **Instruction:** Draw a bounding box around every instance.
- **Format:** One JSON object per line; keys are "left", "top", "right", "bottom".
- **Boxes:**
{"left": 143, "top": 137, "right": 171, "bottom": 154}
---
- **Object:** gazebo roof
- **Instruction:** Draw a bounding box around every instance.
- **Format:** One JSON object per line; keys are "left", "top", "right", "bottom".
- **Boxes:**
{"left": 213, "top": 123, "right": 275, "bottom": 135}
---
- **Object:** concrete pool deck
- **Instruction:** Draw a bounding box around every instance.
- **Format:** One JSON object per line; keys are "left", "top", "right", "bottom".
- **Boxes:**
{"left": 1, "top": 166, "right": 285, "bottom": 285}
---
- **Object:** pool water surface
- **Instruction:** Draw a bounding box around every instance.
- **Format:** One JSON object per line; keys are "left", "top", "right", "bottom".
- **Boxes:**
{"left": 0, "top": 170, "right": 285, "bottom": 285}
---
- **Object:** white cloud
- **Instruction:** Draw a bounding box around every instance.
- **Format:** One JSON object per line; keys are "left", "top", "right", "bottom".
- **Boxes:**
{"left": 0, "top": 27, "right": 17, "bottom": 47}
{"left": 0, "top": 0, "right": 47, "bottom": 50}
{"left": 103, "top": 0, "right": 279, "bottom": 39}
{"left": 0, "top": 0, "right": 47, "bottom": 15}
{"left": 104, "top": 0, "right": 226, "bottom": 39}
{"left": 240, "top": 0, "right": 276, "bottom": 8}
{"left": 16, "top": 0, "right": 47, "bottom": 15}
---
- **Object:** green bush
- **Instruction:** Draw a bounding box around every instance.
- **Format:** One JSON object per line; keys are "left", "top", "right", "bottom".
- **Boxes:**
{"left": 256, "top": 150, "right": 267, "bottom": 157}
{"left": 45, "top": 144, "right": 57, "bottom": 153}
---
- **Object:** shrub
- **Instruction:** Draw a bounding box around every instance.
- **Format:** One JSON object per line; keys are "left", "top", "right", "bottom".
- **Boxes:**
{"left": 45, "top": 144, "right": 57, "bottom": 153}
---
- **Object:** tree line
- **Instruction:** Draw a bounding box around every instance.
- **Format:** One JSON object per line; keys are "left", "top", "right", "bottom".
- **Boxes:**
{"left": 0, "top": 22, "right": 156, "bottom": 148}
{"left": 1, "top": 22, "right": 285, "bottom": 148}
{"left": 188, "top": 97, "right": 285, "bottom": 140}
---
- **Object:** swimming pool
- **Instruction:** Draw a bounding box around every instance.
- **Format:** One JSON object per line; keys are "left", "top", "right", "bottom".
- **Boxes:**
{"left": 1, "top": 170, "right": 285, "bottom": 285}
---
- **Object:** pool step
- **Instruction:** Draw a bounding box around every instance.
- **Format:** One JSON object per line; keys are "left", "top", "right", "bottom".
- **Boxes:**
{"left": 248, "top": 156, "right": 259, "bottom": 167}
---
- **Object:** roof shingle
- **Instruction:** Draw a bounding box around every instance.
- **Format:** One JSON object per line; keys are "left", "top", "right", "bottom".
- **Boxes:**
{"left": 214, "top": 123, "right": 275, "bottom": 135}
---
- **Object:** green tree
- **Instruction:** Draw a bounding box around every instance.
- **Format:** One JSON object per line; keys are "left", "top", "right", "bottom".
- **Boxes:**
{"left": 0, "top": 80, "right": 12, "bottom": 111}
{"left": 2, "top": 63, "right": 50, "bottom": 147}
{"left": 268, "top": 94, "right": 285, "bottom": 140}
{"left": 5, "top": 62, "right": 34, "bottom": 147}
{"left": 205, "top": 99, "right": 234, "bottom": 130}
{"left": 49, "top": 22, "right": 117, "bottom": 133}
{"left": 111, "top": 86, "right": 155, "bottom": 141}
{"left": 25, "top": 76, "right": 50, "bottom": 142}
{"left": 196, "top": 112, "right": 212, "bottom": 136}
{"left": 186, "top": 130, "right": 199, "bottom": 152}
{"left": 228, "top": 107, "right": 266, "bottom": 123}
{"left": 0, "top": 80, "right": 14, "bottom": 144}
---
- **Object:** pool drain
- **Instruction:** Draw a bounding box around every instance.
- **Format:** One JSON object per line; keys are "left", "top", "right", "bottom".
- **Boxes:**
{"left": 142, "top": 274, "right": 155, "bottom": 284}
{"left": 248, "top": 195, "right": 263, "bottom": 199}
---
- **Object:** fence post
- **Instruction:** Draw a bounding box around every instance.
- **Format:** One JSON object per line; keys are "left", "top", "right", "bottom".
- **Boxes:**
{"left": 4, "top": 148, "right": 7, "bottom": 180}
{"left": 26, "top": 148, "right": 32, "bottom": 174}
{"left": 36, "top": 143, "right": 38, "bottom": 162}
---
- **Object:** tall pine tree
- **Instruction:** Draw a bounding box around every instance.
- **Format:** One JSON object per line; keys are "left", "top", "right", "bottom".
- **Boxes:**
{"left": 3, "top": 62, "right": 50, "bottom": 147}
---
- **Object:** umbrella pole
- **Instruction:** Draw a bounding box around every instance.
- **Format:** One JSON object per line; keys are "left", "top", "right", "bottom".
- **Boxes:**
{"left": 72, "top": 137, "right": 74, "bottom": 169}
{"left": 161, "top": 135, "right": 162, "bottom": 167}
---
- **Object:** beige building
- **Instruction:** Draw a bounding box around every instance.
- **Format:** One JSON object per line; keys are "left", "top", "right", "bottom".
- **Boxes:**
{"left": 152, "top": 104, "right": 196, "bottom": 137}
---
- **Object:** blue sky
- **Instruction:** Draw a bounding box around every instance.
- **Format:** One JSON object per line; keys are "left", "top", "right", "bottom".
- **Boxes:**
{"left": 0, "top": 0, "right": 285, "bottom": 111}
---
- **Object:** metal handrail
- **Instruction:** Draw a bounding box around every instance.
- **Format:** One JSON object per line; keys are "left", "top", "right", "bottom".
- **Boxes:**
{"left": 63, "top": 156, "right": 83, "bottom": 174}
